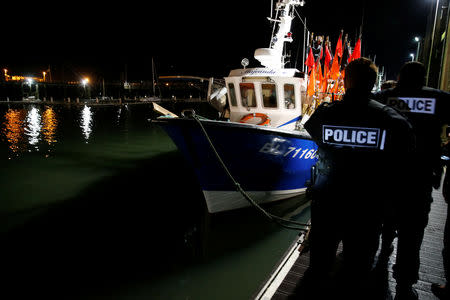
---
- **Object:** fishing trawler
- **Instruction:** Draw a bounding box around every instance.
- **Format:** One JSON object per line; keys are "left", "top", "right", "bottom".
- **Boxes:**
{"left": 153, "top": 0, "right": 318, "bottom": 213}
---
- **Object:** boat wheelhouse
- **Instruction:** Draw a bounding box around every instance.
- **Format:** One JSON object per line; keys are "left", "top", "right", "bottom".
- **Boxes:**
{"left": 225, "top": 68, "right": 306, "bottom": 130}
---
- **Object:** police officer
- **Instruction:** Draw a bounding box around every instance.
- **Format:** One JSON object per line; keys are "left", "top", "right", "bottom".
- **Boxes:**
{"left": 304, "top": 58, "right": 414, "bottom": 298}
{"left": 375, "top": 62, "right": 450, "bottom": 300}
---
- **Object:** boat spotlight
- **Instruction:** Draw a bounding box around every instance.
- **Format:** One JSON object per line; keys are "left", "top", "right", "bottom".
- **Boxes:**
{"left": 241, "top": 58, "right": 249, "bottom": 69}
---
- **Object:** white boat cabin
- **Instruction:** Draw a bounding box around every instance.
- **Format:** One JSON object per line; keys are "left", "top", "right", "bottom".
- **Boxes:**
{"left": 224, "top": 67, "right": 306, "bottom": 131}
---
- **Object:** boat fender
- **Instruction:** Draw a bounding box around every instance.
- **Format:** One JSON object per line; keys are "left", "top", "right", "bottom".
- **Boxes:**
{"left": 239, "top": 113, "right": 270, "bottom": 126}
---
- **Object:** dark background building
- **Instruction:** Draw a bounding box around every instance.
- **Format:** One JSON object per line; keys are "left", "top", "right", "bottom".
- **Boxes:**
{"left": 421, "top": 0, "right": 450, "bottom": 91}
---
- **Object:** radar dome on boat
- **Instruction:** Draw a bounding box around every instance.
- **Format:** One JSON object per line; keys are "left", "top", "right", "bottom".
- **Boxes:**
{"left": 254, "top": 48, "right": 282, "bottom": 69}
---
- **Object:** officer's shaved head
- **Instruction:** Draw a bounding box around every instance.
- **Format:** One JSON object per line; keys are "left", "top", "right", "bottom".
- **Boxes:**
{"left": 344, "top": 57, "right": 378, "bottom": 92}
{"left": 398, "top": 61, "right": 425, "bottom": 88}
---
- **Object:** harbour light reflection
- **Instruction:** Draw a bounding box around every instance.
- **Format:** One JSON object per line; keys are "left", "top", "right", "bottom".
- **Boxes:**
{"left": 42, "top": 107, "right": 58, "bottom": 145}
{"left": 117, "top": 107, "right": 122, "bottom": 124}
{"left": 25, "top": 106, "right": 41, "bottom": 147}
{"left": 2, "top": 108, "right": 26, "bottom": 153}
{"left": 80, "top": 105, "right": 93, "bottom": 142}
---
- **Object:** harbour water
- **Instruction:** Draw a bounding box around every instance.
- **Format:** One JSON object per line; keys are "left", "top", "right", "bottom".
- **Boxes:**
{"left": 0, "top": 102, "right": 310, "bottom": 299}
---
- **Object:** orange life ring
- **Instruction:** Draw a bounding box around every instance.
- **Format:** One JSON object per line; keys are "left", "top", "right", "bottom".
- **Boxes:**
{"left": 239, "top": 113, "right": 270, "bottom": 126}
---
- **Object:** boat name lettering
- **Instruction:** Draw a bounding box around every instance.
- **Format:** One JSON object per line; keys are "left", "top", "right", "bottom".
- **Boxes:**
{"left": 387, "top": 97, "right": 436, "bottom": 114}
{"left": 322, "top": 125, "right": 385, "bottom": 149}
{"left": 259, "top": 142, "right": 317, "bottom": 159}
{"left": 243, "top": 69, "right": 277, "bottom": 76}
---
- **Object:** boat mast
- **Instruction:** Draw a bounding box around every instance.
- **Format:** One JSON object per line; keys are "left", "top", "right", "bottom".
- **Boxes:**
{"left": 254, "top": 0, "right": 303, "bottom": 69}
{"left": 152, "top": 57, "right": 156, "bottom": 97}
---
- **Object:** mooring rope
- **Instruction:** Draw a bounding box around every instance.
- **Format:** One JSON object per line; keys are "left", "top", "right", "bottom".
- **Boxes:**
{"left": 192, "top": 114, "right": 310, "bottom": 232}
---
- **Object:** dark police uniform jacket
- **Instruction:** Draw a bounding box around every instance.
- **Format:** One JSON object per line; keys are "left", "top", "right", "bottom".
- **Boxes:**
{"left": 305, "top": 89, "right": 414, "bottom": 206}
{"left": 375, "top": 86, "right": 450, "bottom": 193}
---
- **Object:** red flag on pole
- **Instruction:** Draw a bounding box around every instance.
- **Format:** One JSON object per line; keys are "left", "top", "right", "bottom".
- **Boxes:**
{"left": 335, "top": 31, "right": 343, "bottom": 58}
{"left": 316, "top": 62, "right": 323, "bottom": 83}
{"left": 305, "top": 47, "right": 315, "bottom": 73}
{"left": 321, "top": 63, "right": 329, "bottom": 94}
{"left": 324, "top": 43, "right": 332, "bottom": 69}
{"left": 307, "top": 63, "right": 316, "bottom": 96}
{"left": 330, "top": 53, "right": 340, "bottom": 81}
{"left": 350, "top": 38, "right": 361, "bottom": 61}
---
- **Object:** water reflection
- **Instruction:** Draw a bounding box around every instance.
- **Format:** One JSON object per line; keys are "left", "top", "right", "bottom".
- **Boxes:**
{"left": 42, "top": 107, "right": 58, "bottom": 145}
{"left": 117, "top": 107, "right": 122, "bottom": 125}
{"left": 1, "top": 105, "right": 59, "bottom": 156}
{"left": 2, "top": 108, "right": 27, "bottom": 153}
{"left": 80, "top": 105, "right": 93, "bottom": 142}
{"left": 25, "top": 107, "right": 41, "bottom": 148}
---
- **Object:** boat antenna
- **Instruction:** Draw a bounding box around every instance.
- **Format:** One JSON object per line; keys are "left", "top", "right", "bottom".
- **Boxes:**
{"left": 360, "top": 0, "right": 365, "bottom": 56}
{"left": 152, "top": 57, "right": 156, "bottom": 97}
{"left": 293, "top": 7, "right": 308, "bottom": 71}
{"left": 269, "top": 4, "right": 279, "bottom": 48}
{"left": 255, "top": 0, "right": 304, "bottom": 69}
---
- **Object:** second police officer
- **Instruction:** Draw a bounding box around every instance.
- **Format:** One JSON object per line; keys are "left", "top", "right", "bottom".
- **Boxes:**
{"left": 375, "top": 61, "right": 450, "bottom": 300}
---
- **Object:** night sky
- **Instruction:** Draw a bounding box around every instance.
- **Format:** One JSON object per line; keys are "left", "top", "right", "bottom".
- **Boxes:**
{"left": 1, "top": 0, "right": 431, "bottom": 82}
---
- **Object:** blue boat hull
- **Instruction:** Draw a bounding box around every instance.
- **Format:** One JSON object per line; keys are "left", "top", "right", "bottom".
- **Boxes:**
{"left": 154, "top": 118, "right": 318, "bottom": 213}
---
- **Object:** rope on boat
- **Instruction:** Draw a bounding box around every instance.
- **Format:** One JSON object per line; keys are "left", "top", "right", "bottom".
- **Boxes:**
{"left": 191, "top": 113, "right": 310, "bottom": 232}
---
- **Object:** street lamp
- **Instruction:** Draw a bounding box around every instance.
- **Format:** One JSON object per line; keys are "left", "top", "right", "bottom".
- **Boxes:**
{"left": 81, "top": 77, "right": 90, "bottom": 100}
{"left": 81, "top": 77, "right": 89, "bottom": 87}
{"left": 414, "top": 36, "right": 421, "bottom": 62}
{"left": 410, "top": 53, "right": 415, "bottom": 61}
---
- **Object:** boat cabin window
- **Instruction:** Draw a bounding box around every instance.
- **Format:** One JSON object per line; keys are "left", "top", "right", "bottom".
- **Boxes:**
{"left": 228, "top": 83, "right": 237, "bottom": 106}
{"left": 284, "top": 84, "right": 296, "bottom": 109}
{"left": 240, "top": 83, "right": 257, "bottom": 108}
{"left": 262, "top": 84, "right": 277, "bottom": 108}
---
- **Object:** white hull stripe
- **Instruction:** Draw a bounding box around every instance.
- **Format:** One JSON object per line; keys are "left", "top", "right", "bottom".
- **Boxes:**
{"left": 202, "top": 188, "right": 306, "bottom": 213}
